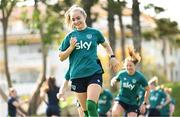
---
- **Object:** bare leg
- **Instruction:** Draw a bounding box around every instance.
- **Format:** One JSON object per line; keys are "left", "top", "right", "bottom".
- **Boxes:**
{"left": 112, "top": 101, "right": 125, "bottom": 117}
{"left": 128, "top": 112, "right": 137, "bottom": 117}
{"left": 75, "top": 92, "right": 87, "bottom": 111}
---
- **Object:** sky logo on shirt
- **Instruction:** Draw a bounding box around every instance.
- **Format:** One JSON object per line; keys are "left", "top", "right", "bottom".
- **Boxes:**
{"left": 76, "top": 40, "right": 92, "bottom": 50}
{"left": 122, "top": 82, "right": 135, "bottom": 90}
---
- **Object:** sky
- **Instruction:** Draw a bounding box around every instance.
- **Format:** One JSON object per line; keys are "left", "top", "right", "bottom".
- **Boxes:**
{"left": 127, "top": 0, "right": 180, "bottom": 25}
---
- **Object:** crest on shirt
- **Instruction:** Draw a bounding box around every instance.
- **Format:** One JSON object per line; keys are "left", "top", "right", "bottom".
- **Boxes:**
{"left": 132, "top": 79, "right": 136, "bottom": 83}
{"left": 86, "top": 34, "right": 92, "bottom": 39}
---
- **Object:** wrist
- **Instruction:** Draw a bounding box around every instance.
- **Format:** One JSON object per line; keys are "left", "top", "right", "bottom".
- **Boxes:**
{"left": 110, "top": 55, "right": 115, "bottom": 59}
{"left": 143, "top": 101, "right": 147, "bottom": 105}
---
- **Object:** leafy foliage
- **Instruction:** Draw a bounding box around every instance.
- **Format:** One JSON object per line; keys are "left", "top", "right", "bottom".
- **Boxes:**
{"left": 155, "top": 18, "right": 179, "bottom": 37}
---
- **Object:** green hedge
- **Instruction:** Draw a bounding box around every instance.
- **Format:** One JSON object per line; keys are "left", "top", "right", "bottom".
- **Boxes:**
{"left": 165, "top": 82, "right": 180, "bottom": 116}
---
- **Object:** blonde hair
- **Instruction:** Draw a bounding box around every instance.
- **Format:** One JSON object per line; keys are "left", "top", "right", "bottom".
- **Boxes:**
{"left": 65, "top": 5, "right": 87, "bottom": 29}
{"left": 124, "top": 46, "right": 141, "bottom": 65}
{"left": 148, "top": 76, "right": 158, "bottom": 85}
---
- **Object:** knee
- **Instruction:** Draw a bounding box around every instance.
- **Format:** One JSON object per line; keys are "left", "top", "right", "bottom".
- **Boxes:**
{"left": 112, "top": 108, "right": 119, "bottom": 116}
{"left": 112, "top": 105, "right": 122, "bottom": 116}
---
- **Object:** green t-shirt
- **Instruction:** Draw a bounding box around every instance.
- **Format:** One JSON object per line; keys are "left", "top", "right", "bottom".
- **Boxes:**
{"left": 159, "top": 89, "right": 170, "bottom": 116}
{"left": 115, "top": 70, "right": 148, "bottom": 106}
{"left": 59, "top": 27, "right": 105, "bottom": 80}
{"left": 149, "top": 89, "right": 166, "bottom": 108}
{"left": 98, "top": 89, "right": 113, "bottom": 114}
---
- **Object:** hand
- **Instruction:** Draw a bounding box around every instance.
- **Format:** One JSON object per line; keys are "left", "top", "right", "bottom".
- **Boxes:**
{"left": 140, "top": 104, "right": 146, "bottom": 114}
{"left": 56, "top": 91, "right": 66, "bottom": 101}
{"left": 110, "top": 58, "right": 120, "bottom": 73}
{"left": 70, "top": 37, "right": 77, "bottom": 49}
{"left": 111, "top": 77, "right": 117, "bottom": 86}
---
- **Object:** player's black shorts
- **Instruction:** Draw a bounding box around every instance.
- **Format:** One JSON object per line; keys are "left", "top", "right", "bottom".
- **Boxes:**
{"left": 115, "top": 100, "right": 139, "bottom": 113}
{"left": 71, "top": 73, "right": 103, "bottom": 93}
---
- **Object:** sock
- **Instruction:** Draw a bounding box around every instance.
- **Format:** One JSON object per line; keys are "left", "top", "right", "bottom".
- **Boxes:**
{"left": 86, "top": 100, "right": 98, "bottom": 117}
{"left": 84, "top": 110, "right": 88, "bottom": 117}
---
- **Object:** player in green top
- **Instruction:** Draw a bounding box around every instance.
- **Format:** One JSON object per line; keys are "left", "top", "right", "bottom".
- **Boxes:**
{"left": 159, "top": 87, "right": 172, "bottom": 116}
{"left": 57, "top": 5, "right": 119, "bottom": 117}
{"left": 148, "top": 77, "right": 171, "bottom": 116}
{"left": 98, "top": 88, "right": 113, "bottom": 117}
{"left": 111, "top": 47, "right": 150, "bottom": 117}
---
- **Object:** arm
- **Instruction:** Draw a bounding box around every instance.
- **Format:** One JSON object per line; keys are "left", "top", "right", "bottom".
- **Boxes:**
{"left": 143, "top": 86, "right": 150, "bottom": 104}
{"left": 59, "top": 37, "right": 77, "bottom": 61}
{"left": 157, "top": 92, "right": 171, "bottom": 109}
{"left": 140, "top": 86, "right": 150, "bottom": 114}
{"left": 111, "top": 76, "right": 118, "bottom": 86}
{"left": 57, "top": 79, "right": 69, "bottom": 100}
{"left": 101, "top": 42, "right": 120, "bottom": 73}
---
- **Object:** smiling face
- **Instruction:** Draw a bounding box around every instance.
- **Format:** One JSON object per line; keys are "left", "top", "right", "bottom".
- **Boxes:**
{"left": 125, "top": 60, "right": 136, "bottom": 75}
{"left": 70, "top": 10, "right": 87, "bottom": 30}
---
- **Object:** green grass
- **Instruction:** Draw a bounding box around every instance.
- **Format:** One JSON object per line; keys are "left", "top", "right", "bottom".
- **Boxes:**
{"left": 164, "top": 82, "right": 180, "bottom": 116}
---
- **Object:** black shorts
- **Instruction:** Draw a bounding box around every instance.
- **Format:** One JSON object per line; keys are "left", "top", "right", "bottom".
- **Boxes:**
{"left": 148, "top": 108, "right": 160, "bottom": 116}
{"left": 71, "top": 73, "right": 103, "bottom": 93}
{"left": 116, "top": 100, "right": 139, "bottom": 114}
{"left": 46, "top": 105, "right": 60, "bottom": 116}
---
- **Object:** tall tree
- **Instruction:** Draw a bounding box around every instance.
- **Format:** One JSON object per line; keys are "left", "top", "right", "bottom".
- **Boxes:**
{"left": 155, "top": 18, "right": 179, "bottom": 76}
{"left": 107, "top": 0, "right": 116, "bottom": 52}
{"left": 0, "top": 0, "right": 17, "bottom": 88}
{"left": 80, "top": 0, "right": 99, "bottom": 27}
{"left": 25, "top": 0, "right": 70, "bottom": 114}
{"left": 132, "top": 0, "right": 141, "bottom": 58}
{"left": 114, "top": 0, "right": 126, "bottom": 60}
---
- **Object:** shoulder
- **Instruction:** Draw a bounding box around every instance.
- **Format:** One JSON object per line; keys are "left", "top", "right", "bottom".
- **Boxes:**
{"left": 118, "top": 69, "right": 127, "bottom": 75}
{"left": 8, "top": 97, "right": 16, "bottom": 103}
{"left": 87, "top": 27, "right": 102, "bottom": 33}
{"left": 136, "top": 71, "right": 146, "bottom": 78}
{"left": 65, "top": 30, "right": 76, "bottom": 38}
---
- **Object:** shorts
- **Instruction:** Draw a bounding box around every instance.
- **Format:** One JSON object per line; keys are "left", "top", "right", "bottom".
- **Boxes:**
{"left": 46, "top": 105, "right": 60, "bottom": 116}
{"left": 148, "top": 108, "right": 160, "bottom": 116}
{"left": 116, "top": 100, "right": 139, "bottom": 113}
{"left": 71, "top": 73, "right": 103, "bottom": 93}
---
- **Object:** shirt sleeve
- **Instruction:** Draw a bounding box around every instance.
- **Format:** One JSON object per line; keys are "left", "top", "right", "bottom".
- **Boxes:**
{"left": 139, "top": 73, "right": 148, "bottom": 87}
{"left": 59, "top": 34, "right": 71, "bottom": 51}
{"left": 116, "top": 71, "right": 123, "bottom": 81}
{"left": 96, "top": 30, "right": 105, "bottom": 44}
{"left": 65, "top": 68, "right": 70, "bottom": 80}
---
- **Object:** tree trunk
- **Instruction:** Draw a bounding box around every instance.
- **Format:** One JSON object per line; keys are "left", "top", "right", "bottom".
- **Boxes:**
{"left": 107, "top": 7, "right": 116, "bottom": 52}
{"left": 81, "top": 0, "right": 98, "bottom": 27}
{"left": 2, "top": 18, "right": 12, "bottom": 88}
{"left": 27, "top": 2, "right": 47, "bottom": 115}
{"left": 132, "top": 0, "right": 142, "bottom": 68}
{"left": 162, "top": 39, "right": 168, "bottom": 77}
{"left": 118, "top": 14, "right": 126, "bottom": 60}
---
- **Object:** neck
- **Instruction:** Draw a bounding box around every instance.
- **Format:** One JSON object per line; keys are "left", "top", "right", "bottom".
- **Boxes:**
{"left": 77, "top": 25, "right": 87, "bottom": 31}
{"left": 128, "top": 71, "right": 135, "bottom": 75}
